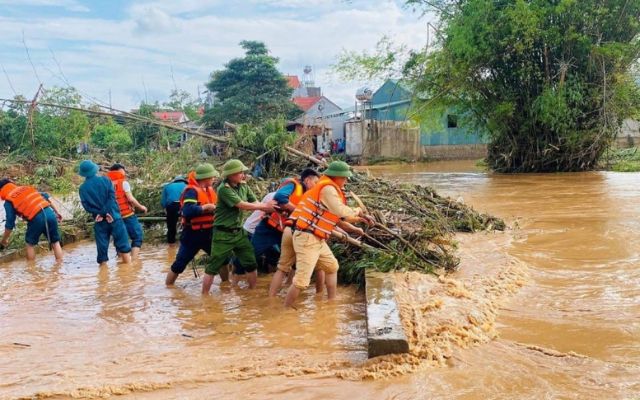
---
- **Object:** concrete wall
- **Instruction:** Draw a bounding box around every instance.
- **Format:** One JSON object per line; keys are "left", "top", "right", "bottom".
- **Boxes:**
{"left": 346, "top": 120, "right": 421, "bottom": 160}
{"left": 322, "top": 114, "right": 349, "bottom": 141}
{"left": 616, "top": 119, "right": 640, "bottom": 148}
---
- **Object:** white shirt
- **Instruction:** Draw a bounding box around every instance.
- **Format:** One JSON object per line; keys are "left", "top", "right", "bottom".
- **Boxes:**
{"left": 122, "top": 181, "right": 132, "bottom": 193}
{"left": 242, "top": 192, "right": 275, "bottom": 234}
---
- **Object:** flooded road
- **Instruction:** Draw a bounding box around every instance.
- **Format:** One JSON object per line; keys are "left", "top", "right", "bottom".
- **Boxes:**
{"left": 0, "top": 245, "right": 366, "bottom": 399}
{"left": 2, "top": 160, "right": 639, "bottom": 399}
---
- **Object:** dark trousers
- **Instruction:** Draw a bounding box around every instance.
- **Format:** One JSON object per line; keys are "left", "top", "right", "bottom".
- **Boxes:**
{"left": 170, "top": 228, "right": 213, "bottom": 274}
{"left": 165, "top": 202, "right": 180, "bottom": 244}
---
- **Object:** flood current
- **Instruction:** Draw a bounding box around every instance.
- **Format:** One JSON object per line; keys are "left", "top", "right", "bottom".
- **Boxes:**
{"left": 1, "top": 160, "right": 638, "bottom": 399}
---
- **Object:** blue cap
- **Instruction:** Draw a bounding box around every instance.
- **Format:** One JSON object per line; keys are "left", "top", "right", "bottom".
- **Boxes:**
{"left": 78, "top": 160, "right": 99, "bottom": 178}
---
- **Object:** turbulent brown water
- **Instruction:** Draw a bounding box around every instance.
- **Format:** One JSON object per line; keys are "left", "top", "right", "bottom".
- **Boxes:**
{"left": 1, "top": 160, "right": 639, "bottom": 399}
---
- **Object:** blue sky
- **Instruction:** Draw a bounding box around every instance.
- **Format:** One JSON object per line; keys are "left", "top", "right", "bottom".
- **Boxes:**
{"left": 0, "top": 0, "right": 431, "bottom": 110}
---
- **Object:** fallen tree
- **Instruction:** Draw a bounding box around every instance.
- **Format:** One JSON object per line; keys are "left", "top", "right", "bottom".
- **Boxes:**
{"left": 0, "top": 100, "right": 504, "bottom": 283}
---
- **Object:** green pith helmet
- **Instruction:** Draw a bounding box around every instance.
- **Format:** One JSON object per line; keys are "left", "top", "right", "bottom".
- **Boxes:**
{"left": 221, "top": 159, "right": 249, "bottom": 179}
{"left": 323, "top": 161, "right": 353, "bottom": 178}
{"left": 195, "top": 163, "right": 219, "bottom": 180}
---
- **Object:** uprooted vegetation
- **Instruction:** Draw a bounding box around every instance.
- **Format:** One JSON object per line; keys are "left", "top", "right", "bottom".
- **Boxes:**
{"left": 0, "top": 117, "right": 504, "bottom": 283}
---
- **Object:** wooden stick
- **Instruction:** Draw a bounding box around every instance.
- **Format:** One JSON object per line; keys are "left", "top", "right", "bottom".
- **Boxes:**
{"left": 349, "top": 191, "right": 369, "bottom": 213}
{"left": 331, "top": 229, "right": 375, "bottom": 250}
{"left": 374, "top": 222, "right": 437, "bottom": 266}
{"left": 285, "top": 146, "right": 328, "bottom": 168}
{"left": 348, "top": 190, "right": 394, "bottom": 251}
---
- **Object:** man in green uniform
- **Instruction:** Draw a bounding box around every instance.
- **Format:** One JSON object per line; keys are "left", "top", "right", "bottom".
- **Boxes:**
{"left": 202, "top": 159, "right": 276, "bottom": 294}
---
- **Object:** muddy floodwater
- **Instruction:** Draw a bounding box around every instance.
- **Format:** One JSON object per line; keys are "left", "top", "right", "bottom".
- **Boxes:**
{"left": 2, "top": 160, "right": 639, "bottom": 399}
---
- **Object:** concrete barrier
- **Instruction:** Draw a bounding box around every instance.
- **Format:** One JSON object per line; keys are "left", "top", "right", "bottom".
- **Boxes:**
{"left": 365, "top": 270, "right": 410, "bottom": 358}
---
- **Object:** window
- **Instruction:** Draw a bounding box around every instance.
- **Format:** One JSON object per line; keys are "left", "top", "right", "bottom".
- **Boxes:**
{"left": 447, "top": 114, "right": 458, "bottom": 129}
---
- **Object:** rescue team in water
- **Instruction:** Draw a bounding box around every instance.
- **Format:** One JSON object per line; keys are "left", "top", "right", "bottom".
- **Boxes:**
{"left": 0, "top": 158, "right": 374, "bottom": 307}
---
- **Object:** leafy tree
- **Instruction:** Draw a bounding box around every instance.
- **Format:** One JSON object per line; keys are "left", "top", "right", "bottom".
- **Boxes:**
{"left": 0, "top": 96, "right": 28, "bottom": 152}
{"left": 32, "top": 110, "right": 90, "bottom": 158}
{"left": 92, "top": 121, "right": 133, "bottom": 153}
{"left": 163, "top": 89, "right": 202, "bottom": 121}
{"left": 203, "top": 40, "right": 301, "bottom": 128}
{"left": 230, "top": 118, "right": 296, "bottom": 176}
{"left": 40, "top": 86, "right": 82, "bottom": 116}
{"left": 337, "top": 0, "right": 640, "bottom": 172}
{"left": 127, "top": 102, "right": 161, "bottom": 149}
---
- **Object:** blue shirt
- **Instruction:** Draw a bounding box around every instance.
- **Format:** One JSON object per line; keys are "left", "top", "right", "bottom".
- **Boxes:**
{"left": 274, "top": 182, "right": 296, "bottom": 205}
{"left": 79, "top": 175, "right": 121, "bottom": 219}
{"left": 4, "top": 192, "right": 50, "bottom": 230}
{"left": 180, "top": 188, "right": 204, "bottom": 219}
{"left": 161, "top": 180, "right": 187, "bottom": 208}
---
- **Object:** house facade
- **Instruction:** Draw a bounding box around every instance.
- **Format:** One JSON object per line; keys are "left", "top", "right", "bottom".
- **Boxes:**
{"left": 361, "top": 79, "right": 487, "bottom": 159}
{"left": 287, "top": 70, "right": 347, "bottom": 143}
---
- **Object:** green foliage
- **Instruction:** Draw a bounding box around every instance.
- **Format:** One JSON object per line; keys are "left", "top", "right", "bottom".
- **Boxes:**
{"left": 1, "top": 90, "right": 91, "bottom": 159}
{"left": 1, "top": 85, "right": 206, "bottom": 160}
{"left": 32, "top": 110, "right": 90, "bottom": 159}
{"left": 334, "top": 243, "right": 427, "bottom": 286}
{"left": 40, "top": 87, "right": 82, "bottom": 114}
{"left": 127, "top": 102, "right": 161, "bottom": 149}
{"left": 92, "top": 121, "right": 133, "bottom": 153}
{"left": 230, "top": 118, "right": 296, "bottom": 176}
{"left": 412, "top": 0, "right": 640, "bottom": 172}
{"left": 163, "top": 89, "right": 202, "bottom": 121}
{"left": 203, "top": 41, "right": 301, "bottom": 127}
{"left": 333, "top": 36, "right": 407, "bottom": 81}
{"left": 604, "top": 147, "right": 640, "bottom": 172}
{"left": 338, "top": 0, "right": 640, "bottom": 172}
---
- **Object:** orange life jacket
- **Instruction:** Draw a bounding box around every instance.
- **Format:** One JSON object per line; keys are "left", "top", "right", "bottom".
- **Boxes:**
{"left": 289, "top": 176, "right": 347, "bottom": 240}
{"left": 0, "top": 182, "right": 50, "bottom": 221}
{"left": 265, "top": 178, "right": 304, "bottom": 232}
{"left": 179, "top": 171, "right": 217, "bottom": 230}
{"left": 106, "top": 170, "right": 135, "bottom": 218}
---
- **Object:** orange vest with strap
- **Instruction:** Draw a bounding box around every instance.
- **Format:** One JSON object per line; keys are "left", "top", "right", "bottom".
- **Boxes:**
{"left": 265, "top": 178, "right": 304, "bottom": 232}
{"left": 179, "top": 171, "right": 217, "bottom": 230}
{"left": 106, "top": 170, "right": 135, "bottom": 218}
{"left": 289, "top": 176, "right": 347, "bottom": 240}
{"left": 0, "top": 182, "right": 50, "bottom": 221}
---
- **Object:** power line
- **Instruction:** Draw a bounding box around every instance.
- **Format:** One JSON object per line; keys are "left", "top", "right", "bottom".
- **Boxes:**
{"left": 22, "top": 30, "right": 42, "bottom": 85}
{"left": 1, "top": 64, "right": 18, "bottom": 96}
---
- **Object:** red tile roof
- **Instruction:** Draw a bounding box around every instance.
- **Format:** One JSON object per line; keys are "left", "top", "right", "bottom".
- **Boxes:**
{"left": 152, "top": 111, "right": 187, "bottom": 122}
{"left": 286, "top": 75, "right": 301, "bottom": 89}
{"left": 292, "top": 96, "right": 321, "bottom": 111}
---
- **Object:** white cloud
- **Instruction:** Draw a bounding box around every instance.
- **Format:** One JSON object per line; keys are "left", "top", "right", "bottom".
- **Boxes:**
{"left": 133, "top": 6, "right": 179, "bottom": 33}
{"left": 128, "top": 0, "right": 221, "bottom": 16}
{"left": 0, "top": 0, "right": 89, "bottom": 12}
{"left": 0, "top": 1, "right": 433, "bottom": 110}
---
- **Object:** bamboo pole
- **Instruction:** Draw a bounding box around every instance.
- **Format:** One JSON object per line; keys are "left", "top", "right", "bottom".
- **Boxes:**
{"left": 0, "top": 98, "right": 229, "bottom": 143}
{"left": 284, "top": 145, "right": 328, "bottom": 167}
{"left": 137, "top": 216, "right": 167, "bottom": 222}
{"left": 331, "top": 229, "right": 374, "bottom": 250}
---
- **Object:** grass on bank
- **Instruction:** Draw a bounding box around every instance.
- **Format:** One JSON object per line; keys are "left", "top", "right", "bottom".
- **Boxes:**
{"left": 602, "top": 147, "right": 640, "bottom": 172}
